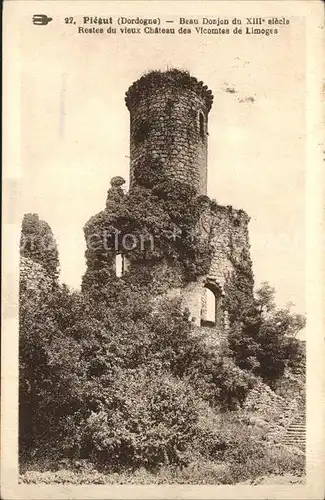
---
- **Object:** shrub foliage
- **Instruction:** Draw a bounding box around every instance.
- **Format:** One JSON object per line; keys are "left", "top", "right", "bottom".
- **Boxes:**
{"left": 19, "top": 182, "right": 305, "bottom": 480}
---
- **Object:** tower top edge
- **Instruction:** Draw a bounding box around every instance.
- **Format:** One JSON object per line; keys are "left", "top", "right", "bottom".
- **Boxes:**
{"left": 125, "top": 69, "right": 214, "bottom": 112}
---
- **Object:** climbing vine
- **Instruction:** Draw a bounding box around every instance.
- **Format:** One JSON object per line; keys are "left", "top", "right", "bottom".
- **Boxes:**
{"left": 223, "top": 246, "right": 256, "bottom": 325}
{"left": 82, "top": 158, "right": 217, "bottom": 295}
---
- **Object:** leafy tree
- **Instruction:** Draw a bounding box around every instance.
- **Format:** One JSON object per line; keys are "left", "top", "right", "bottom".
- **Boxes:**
{"left": 226, "top": 280, "right": 306, "bottom": 387}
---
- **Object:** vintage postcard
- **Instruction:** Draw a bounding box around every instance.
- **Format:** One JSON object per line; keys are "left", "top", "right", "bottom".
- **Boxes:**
{"left": 2, "top": 0, "right": 325, "bottom": 498}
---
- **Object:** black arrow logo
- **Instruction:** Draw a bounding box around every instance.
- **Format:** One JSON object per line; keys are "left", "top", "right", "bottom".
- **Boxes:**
{"left": 33, "top": 14, "right": 53, "bottom": 26}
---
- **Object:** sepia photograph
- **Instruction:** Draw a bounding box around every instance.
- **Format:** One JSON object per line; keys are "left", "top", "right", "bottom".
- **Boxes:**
{"left": 2, "top": 1, "right": 324, "bottom": 498}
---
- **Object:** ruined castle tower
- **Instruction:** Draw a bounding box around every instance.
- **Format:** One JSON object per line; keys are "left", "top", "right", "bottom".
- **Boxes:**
{"left": 125, "top": 70, "right": 213, "bottom": 195}
{"left": 124, "top": 70, "right": 252, "bottom": 330}
{"left": 83, "top": 70, "right": 254, "bottom": 334}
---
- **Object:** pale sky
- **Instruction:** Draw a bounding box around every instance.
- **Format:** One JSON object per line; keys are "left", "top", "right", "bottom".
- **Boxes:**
{"left": 18, "top": 7, "right": 305, "bottom": 315}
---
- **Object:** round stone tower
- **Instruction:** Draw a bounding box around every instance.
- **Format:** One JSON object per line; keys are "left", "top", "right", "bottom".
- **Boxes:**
{"left": 125, "top": 69, "right": 214, "bottom": 195}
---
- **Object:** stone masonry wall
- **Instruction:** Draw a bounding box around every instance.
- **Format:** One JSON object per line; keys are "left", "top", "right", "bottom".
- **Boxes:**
{"left": 127, "top": 82, "right": 210, "bottom": 195}
{"left": 179, "top": 204, "right": 252, "bottom": 328}
{"left": 206, "top": 205, "right": 251, "bottom": 291}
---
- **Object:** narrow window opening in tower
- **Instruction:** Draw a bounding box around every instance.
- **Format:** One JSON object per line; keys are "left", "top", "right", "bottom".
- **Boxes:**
{"left": 115, "top": 254, "right": 124, "bottom": 278}
{"left": 199, "top": 112, "right": 205, "bottom": 139}
{"left": 134, "top": 119, "right": 150, "bottom": 145}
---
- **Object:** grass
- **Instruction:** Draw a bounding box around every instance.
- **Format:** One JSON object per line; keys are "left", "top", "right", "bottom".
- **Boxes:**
{"left": 19, "top": 452, "right": 305, "bottom": 485}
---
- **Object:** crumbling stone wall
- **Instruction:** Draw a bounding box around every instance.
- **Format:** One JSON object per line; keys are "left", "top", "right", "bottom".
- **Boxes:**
{"left": 206, "top": 205, "right": 251, "bottom": 291}
{"left": 178, "top": 204, "right": 252, "bottom": 328}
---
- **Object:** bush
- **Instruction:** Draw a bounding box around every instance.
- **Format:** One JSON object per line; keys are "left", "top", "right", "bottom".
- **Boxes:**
{"left": 81, "top": 368, "right": 215, "bottom": 468}
{"left": 225, "top": 281, "right": 306, "bottom": 387}
{"left": 228, "top": 447, "right": 305, "bottom": 484}
{"left": 19, "top": 274, "right": 260, "bottom": 467}
{"left": 197, "top": 412, "right": 305, "bottom": 484}
{"left": 20, "top": 415, "right": 305, "bottom": 484}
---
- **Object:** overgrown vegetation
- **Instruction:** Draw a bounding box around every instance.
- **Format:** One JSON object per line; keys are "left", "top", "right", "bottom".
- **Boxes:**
{"left": 20, "top": 213, "right": 59, "bottom": 281}
{"left": 83, "top": 164, "right": 215, "bottom": 288}
{"left": 19, "top": 177, "right": 305, "bottom": 483}
{"left": 19, "top": 278, "right": 305, "bottom": 481}
{"left": 224, "top": 275, "right": 305, "bottom": 388}
{"left": 125, "top": 68, "right": 214, "bottom": 112}
{"left": 19, "top": 283, "right": 258, "bottom": 464}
